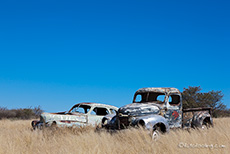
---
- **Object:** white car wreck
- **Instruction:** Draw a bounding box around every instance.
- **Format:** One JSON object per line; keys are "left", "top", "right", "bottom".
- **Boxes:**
{"left": 32, "top": 102, "right": 118, "bottom": 129}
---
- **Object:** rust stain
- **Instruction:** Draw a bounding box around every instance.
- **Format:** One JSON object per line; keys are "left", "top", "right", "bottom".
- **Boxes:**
{"left": 172, "top": 111, "right": 179, "bottom": 120}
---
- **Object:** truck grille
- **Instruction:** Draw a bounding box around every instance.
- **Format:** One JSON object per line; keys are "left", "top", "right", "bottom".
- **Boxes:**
{"left": 119, "top": 117, "right": 130, "bottom": 128}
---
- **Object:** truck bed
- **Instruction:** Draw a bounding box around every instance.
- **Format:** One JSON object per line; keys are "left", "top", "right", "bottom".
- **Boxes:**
{"left": 182, "top": 107, "right": 212, "bottom": 128}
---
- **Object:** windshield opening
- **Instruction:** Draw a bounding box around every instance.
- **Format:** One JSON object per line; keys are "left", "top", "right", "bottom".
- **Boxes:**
{"left": 133, "top": 92, "right": 165, "bottom": 104}
{"left": 70, "top": 105, "right": 91, "bottom": 114}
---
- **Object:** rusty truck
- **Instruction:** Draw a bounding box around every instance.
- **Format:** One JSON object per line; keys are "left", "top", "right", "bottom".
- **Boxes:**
{"left": 101, "top": 87, "right": 213, "bottom": 138}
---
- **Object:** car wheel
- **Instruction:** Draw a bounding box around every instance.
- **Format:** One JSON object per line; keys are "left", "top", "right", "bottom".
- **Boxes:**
{"left": 201, "top": 121, "right": 211, "bottom": 130}
{"left": 152, "top": 126, "right": 161, "bottom": 141}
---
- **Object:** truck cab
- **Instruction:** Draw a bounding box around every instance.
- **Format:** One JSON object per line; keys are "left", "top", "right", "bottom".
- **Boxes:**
{"left": 132, "top": 88, "right": 182, "bottom": 128}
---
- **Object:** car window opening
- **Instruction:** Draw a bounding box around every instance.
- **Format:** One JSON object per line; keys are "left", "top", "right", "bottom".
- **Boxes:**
{"left": 71, "top": 105, "right": 91, "bottom": 114}
{"left": 91, "top": 107, "right": 109, "bottom": 116}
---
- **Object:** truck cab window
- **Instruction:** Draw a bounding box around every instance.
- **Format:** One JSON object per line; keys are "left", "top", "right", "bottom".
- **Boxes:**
{"left": 169, "top": 95, "right": 180, "bottom": 105}
{"left": 156, "top": 95, "right": 165, "bottom": 103}
{"left": 134, "top": 92, "right": 165, "bottom": 103}
{"left": 135, "top": 94, "right": 142, "bottom": 102}
{"left": 134, "top": 93, "right": 148, "bottom": 103}
{"left": 148, "top": 92, "right": 165, "bottom": 103}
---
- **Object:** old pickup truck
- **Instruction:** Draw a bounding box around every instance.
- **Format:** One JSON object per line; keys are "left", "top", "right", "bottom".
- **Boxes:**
{"left": 32, "top": 102, "right": 118, "bottom": 129}
{"left": 102, "top": 88, "right": 213, "bottom": 138}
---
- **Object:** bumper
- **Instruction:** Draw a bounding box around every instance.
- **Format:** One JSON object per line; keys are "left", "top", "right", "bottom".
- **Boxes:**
{"left": 31, "top": 120, "right": 45, "bottom": 130}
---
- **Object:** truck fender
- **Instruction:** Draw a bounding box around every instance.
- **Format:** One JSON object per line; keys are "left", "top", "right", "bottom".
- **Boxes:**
{"left": 135, "top": 114, "right": 170, "bottom": 133}
{"left": 191, "top": 112, "right": 213, "bottom": 128}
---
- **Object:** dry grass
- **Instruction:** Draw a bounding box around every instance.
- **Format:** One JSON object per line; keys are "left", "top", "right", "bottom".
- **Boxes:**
{"left": 0, "top": 118, "right": 229, "bottom": 154}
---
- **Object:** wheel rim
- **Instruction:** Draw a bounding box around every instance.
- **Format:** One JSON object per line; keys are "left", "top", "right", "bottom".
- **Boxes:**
{"left": 152, "top": 130, "right": 160, "bottom": 141}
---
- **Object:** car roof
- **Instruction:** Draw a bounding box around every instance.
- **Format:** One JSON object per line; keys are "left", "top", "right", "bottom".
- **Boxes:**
{"left": 75, "top": 102, "right": 118, "bottom": 110}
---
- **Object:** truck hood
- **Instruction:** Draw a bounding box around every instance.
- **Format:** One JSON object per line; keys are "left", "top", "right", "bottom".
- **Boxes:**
{"left": 118, "top": 103, "right": 160, "bottom": 116}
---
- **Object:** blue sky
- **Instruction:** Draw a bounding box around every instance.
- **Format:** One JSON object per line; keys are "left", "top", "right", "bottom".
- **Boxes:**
{"left": 0, "top": 0, "right": 229, "bottom": 112}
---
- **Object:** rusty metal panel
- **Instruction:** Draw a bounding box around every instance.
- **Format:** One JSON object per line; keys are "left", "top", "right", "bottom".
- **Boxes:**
{"left": 182, "top": 111, "right": 193, "bottom": 128}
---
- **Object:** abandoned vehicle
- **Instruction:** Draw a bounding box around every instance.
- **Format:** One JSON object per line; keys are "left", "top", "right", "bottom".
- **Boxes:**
{"left": 101, "top": 87, "right": 213, "bottom": 138}
{"left": 32, "top": 102, "right": 118, "bottom": 129}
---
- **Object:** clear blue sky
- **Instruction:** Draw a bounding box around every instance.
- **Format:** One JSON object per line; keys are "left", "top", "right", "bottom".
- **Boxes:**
{"left": 0, "top": 0, "right": 229, "bottom": 112}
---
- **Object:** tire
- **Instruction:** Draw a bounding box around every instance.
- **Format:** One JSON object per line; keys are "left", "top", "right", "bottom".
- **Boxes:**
{"left": 201, "top": 120, "right": 211, "bottom": 130}
{"left": 201, "top": 117, "right": 213, "bottom": 130}
{"left": 152, "top": 126, "right": 161, "bottom": 141}
{"left": 31, "top": 121, "right": 37, "bottom": 130}
{"left": 103, "top": 119, "right": 108, "bottom": 126}
{"left": 50, "top": 121, "right": 57, "bottom": 130}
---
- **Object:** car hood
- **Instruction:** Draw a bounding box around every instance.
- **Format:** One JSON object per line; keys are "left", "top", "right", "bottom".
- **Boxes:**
{"left": 118, "top": 103, "right": 160, "bottom": 116}
{"left": 40, "top": 111, "right": 85, "bottom": 122}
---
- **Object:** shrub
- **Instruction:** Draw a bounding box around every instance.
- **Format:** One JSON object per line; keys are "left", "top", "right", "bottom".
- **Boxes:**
{"left": 0, "top": 106, "right": 43, "bottom": 120}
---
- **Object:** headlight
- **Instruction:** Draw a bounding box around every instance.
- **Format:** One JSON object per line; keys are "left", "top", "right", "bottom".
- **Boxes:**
{"left": 130, "top": 117, "right": 136, "bottom": 122}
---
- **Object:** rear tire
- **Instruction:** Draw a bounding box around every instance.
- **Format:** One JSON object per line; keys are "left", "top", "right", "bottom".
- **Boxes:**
{"left": 201, "top": 120, "right": 211, "bottom": 130}
{"left": 201, "top": 117, "right": 213, "bottom": 130}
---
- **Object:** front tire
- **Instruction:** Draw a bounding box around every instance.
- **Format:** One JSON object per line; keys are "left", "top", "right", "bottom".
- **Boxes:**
{"left": 152, "top": 126, "right": 161, "bottom": 141}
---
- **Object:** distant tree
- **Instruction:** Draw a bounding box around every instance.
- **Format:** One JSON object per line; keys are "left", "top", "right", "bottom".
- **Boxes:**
{"left": 182, "top": 86, "right": 229, "bottom": 117}
{"left": 0, "top": 106, "right": 43, "bottom": 120}
{"left": 182, "top": 86, "right": 202, "bottom": 109}
{"left": 32, "top": 106, "right": 43, "bottom": 117}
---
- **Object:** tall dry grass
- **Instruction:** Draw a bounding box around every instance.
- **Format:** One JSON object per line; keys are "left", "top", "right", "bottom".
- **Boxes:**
{"left": 0, "top": 118, "right": 229, "bottom": 154}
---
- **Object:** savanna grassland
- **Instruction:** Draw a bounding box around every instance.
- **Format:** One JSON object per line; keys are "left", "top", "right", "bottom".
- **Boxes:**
{"left": 0, "top": 118, "right": 229, "bottom": 154}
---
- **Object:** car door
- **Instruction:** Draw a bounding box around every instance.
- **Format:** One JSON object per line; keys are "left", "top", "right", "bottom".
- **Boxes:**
{"left": 87, "top": 107, "right": 109, "bottom": 126}
{"left": 62, "top": 104, "right": 89, "bottom": 127}
{"left": 164, "top": 94, "right": 182, "bottom": 128}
